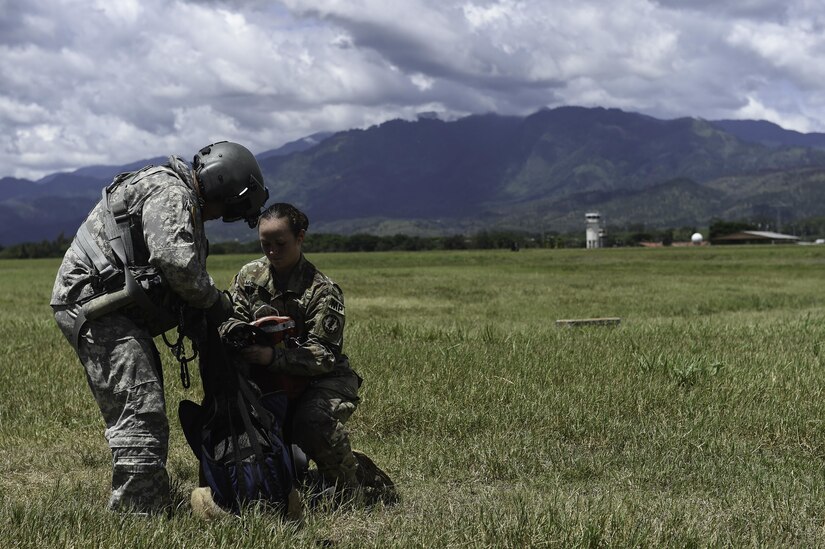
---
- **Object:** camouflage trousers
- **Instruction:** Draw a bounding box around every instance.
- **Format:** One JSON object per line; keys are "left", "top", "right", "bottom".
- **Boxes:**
{"left": 289, "top": 373, "right": 361, "bottom": 488}
{"left": 53, "top": 308, "right": 171, "bottom": 514}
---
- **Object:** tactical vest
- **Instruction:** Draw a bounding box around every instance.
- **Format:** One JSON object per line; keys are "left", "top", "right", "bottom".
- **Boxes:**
{"left": 69, "top": 165, "right": 183, "bottom": 346}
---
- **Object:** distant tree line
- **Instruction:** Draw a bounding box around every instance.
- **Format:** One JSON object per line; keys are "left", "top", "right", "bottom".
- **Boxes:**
{"left": 0, "top": 233, "right": 72, "bottom": 259}
{"left": 212, "top": 231, "right": 545, "bottom": 254}
{"left": 0, "top": 230, "right": 542, "bottom": 259}
{"left": 5, "top": 218, "right": 825, "bottom": 259}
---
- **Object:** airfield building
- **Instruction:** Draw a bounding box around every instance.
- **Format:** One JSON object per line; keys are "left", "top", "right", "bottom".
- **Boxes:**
{"left": 711, "top": 230, "right": 800, "bottom": 245}
{"left": 585, "top": 212, "right": 606, "bottom": 249}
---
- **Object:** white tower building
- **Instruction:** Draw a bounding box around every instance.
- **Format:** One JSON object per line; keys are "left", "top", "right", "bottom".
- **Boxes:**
{"left": 585, "top": 212, "right": 605, "bottom": 249}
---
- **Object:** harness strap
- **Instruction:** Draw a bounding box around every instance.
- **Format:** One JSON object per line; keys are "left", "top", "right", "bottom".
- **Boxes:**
{"left": 227, "top": 398, "right": 248, "bottom": 503}
{"left": 69, "top": 221, "right": 121, "bottom": 347}
{"left": 237, "top": 372, "right": 293, "bottom": 497}
{"left": 102, "top": 187, "right": 164, "bottom": 321}
{"left": 69, "top": 165, "right": 180, "bottom": 348}
{"left": 107, "top": 165, "right": 174, "bottom": 264}
{"left": 72, "top": 223, "right": 119, "bottom": 285}
{"left": 236, "top": 391, "right": 266, "bottom": 497}
{"left": 237, "top": 373, "right": 275, "bottom": 432}
{"left": 70, "top": 306, "right": 89, "bottom": 349}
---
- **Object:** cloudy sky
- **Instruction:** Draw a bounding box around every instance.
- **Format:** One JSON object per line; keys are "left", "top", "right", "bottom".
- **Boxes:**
{"left": 2, "top": 0, "right": 824, "bottom": 179}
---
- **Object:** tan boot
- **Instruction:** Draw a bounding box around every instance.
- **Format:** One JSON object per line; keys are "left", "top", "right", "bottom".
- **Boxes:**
{"left": 191, "top": 487, "right": 230, "bottom": 520}
{"left": 285, "top": 487, "right": 303, "bottom": 521}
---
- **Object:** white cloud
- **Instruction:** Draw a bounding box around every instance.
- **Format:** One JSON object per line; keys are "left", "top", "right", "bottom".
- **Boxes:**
{"left": 0, "top": 97, "right": 49, "bottom": 125}
{"left": 1, "top": 0, "right": 825, "bottom": 179}
{"left": 734, "top": 96, "right": 813, "bottom": 132}
{"left": 727, "top": 19, "right": 825, "bottom": 87}
{"left": 462, "top": 0, "right": 526, "bottom": 30}
{"left": 410, "top": 73, "right": 435, "bottom": 91}
{"left": 92, "top": 0, "right": 142, "bottom": 24}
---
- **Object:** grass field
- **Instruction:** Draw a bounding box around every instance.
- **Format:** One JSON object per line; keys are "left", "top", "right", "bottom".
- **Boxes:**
{"left": 3, "top": 245, "right": 825, "bottom": 547}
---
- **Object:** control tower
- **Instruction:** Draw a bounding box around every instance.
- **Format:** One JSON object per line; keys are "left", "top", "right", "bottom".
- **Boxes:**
{"left": 585, "top": 212, "right": 605, "bottom": 249}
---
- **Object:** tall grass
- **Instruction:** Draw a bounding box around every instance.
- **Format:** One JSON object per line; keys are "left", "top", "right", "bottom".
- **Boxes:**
{"left": 2, "top": 246, "right": 825, "bottom": 546}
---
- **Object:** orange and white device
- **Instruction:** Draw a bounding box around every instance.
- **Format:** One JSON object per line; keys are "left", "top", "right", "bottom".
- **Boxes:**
{"left": 251, "top": 316, "right": 298, "bottom": 348}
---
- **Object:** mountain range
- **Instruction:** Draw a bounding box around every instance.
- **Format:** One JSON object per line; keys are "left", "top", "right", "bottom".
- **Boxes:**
{"left": 3, "top": 106, "right": 825, "bottom": 246}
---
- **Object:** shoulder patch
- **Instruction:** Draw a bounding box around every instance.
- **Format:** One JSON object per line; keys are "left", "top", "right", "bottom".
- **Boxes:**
{"left": 328, "top": 296, "right": 345, "bottom": 315}
{"left": 322, "top": 314, "right": 341, "bottom": 335}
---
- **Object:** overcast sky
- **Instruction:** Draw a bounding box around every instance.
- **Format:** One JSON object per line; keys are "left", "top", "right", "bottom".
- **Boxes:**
{"left": 2, "top": 0, "right": 824, "bottom": 179}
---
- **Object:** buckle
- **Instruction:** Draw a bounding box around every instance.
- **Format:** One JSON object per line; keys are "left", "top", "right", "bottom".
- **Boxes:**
{"left": 98, "top": 264, "right": 120, "bottom": 284}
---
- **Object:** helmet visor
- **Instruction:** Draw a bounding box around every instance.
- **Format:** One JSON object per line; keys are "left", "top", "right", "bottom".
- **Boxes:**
{"left": 221, "top": 175, "right": 269, "bottom": 227}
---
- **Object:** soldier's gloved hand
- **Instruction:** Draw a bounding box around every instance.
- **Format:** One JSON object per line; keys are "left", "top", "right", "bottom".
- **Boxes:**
{"left": 220, "top": 318, "right": 250, "bottom": 340}
{"left": 205, "top": 291, "right": 233, "bottom": 327}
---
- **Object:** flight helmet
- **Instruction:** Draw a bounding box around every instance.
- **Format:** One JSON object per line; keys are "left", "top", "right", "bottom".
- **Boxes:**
{"left": 193, "top": 141, "right": 269, "bottom": 227}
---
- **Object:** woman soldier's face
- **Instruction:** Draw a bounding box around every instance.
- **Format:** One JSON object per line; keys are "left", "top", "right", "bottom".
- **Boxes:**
{"left": 259, "top": 216, "right": 304, "bottom": 272}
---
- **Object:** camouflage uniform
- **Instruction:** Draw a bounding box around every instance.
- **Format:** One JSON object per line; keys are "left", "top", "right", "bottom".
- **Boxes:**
{"left": 222, "top": 255, "right": 362, "bottom": 488}
{"left": 51, "top": 156, "right": 220, "bottom": 514}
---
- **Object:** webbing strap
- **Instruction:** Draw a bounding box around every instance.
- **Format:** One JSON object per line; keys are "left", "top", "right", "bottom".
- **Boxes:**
{"left": 106, "top": 165, "right": 177, "bottom": 266}
{"left": 70, "top": 306, "right": 89, "bottom": 350}
{"left": 69, "top": 164, "right": 180, "bottom": 350}
{"left": 103, "top": 204, "right": 158, "bottom": 318}
{"left": 102, "top": 185, "right": 134, "bottom": 267}
{"left": 236, "top": 391, "right": 266, "bottom": 496}
{"left": 69, "top": 222, "right": 121, "bottom": 348}
{"left": 73, "top": 223, "right": 119, "bottom": 284}
{"left": 227, "top": 402, "right": 248, "bottom": 503}
{"left": 235, "top": 367, "right": 293, "bottom": 494}
{"left": 237, "top": 372, "right": 276, "bottom": 434}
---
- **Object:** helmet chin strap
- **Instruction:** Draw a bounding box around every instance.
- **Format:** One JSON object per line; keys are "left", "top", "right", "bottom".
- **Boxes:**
{"left": 191, "top": 168, "right": 206, "bottom": 208}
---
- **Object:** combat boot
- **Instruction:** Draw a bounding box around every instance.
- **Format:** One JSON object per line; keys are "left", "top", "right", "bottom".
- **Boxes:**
{"left": 285, "top": 486, "right": 303, "bottom": 522}
{"left": 353, "top": 450, "right": 399, "bottom": 505}
{"left": 190, "top": 487, "right": 230, "bottom": 520}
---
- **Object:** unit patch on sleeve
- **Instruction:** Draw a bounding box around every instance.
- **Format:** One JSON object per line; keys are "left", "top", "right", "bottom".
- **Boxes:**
{"left": 322, "top": 314, "right": 341, "bottom": 335}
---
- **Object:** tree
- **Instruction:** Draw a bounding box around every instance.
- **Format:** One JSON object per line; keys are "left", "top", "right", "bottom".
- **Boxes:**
{"left": 709, "top": 219, "right": 756, "bottom": 239}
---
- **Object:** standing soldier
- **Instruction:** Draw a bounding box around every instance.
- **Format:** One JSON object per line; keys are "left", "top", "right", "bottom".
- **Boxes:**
{"left": 51, "top": 141, "right": 269, "bottom": 514}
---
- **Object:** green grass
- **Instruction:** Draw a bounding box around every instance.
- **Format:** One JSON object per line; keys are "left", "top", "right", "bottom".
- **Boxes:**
{"left": 3, "top": 246, "right": 825, "bottom": 547}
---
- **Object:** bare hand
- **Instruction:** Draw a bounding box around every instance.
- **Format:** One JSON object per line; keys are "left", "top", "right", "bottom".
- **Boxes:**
{"left": 240, "top": 344, "right": 274, "bottom": 366}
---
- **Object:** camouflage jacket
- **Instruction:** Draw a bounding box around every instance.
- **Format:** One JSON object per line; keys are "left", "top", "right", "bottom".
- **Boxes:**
{"left": 50, "top": 156, "right": 220, "bottom": 313}
{"left": 223, "top": 254, "right": 354, "bottom": 379}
